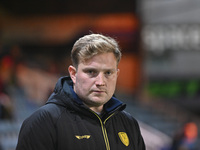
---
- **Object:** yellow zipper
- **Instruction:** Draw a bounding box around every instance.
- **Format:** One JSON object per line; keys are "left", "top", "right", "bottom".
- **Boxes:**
{"left": 92, "top": 112, "right": 115, "bottom": 150}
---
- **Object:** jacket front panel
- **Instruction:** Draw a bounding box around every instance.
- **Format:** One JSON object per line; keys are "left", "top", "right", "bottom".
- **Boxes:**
{"left": 105, "top": 112, "right": 144, "bottom": 150}
{"left": 56, "top": 108, "right": 107, "bottom": 150}
{"left": 53, "top": 106, "right": 144, "bottom": 150}
{"left": 16, "top": 76, "right": 145, "bottom": 150}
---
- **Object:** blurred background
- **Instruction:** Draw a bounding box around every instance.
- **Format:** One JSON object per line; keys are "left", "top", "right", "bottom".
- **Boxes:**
{"left": 0, "top": 0, "right": 200, "bottom": 149}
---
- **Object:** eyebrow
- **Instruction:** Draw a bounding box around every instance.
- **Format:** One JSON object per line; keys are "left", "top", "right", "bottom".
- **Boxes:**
{"left": 83, "top": 67, "right": 116, "bottom": 72}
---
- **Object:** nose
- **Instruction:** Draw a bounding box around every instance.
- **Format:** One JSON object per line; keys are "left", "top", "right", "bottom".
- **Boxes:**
{"left": 95, "top": 73, "right": 105, "bottom": 86}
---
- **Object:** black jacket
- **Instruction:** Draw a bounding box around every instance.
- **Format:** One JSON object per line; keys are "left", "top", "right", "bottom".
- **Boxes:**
{"left": 16, "top": 76, "right": 145, "bottom": 150}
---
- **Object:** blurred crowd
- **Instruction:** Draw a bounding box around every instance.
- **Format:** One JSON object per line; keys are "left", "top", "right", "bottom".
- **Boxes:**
{"left": 170, "top": 122, "right": 198, "bottom": 150}
{"left": 0, "top": 45, "right": 68, "bottom": 121}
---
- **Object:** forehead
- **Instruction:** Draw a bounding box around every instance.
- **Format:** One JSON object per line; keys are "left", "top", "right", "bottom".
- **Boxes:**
{"left": 79, "top": 52, "right": 118, "bottom": 68}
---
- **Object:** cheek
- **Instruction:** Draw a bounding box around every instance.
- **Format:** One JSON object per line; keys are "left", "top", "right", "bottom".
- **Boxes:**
{"left": 75, "top": 73, "right": 86, "bottom": 84}
{"left": 108, "top": 79, "right": 118, "bottom": 91}
{"left": 76, "top": 76, "right": 93, "bottom": 90}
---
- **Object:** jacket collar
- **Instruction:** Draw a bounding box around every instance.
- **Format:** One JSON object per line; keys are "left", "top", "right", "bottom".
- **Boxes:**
{"left": 47, "top": 76, "right": 126, "bottom": 114}
{"left": 67, "top": 80, "right": 125, "bottom": 114}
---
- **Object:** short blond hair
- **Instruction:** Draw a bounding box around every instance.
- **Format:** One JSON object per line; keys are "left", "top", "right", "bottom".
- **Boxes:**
{"left": 71, "top": 34, "right": 121, "bottom": 68}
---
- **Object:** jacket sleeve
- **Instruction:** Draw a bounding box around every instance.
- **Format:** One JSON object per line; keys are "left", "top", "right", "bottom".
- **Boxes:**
{"left": 122, "top": 111, "right": 146, "bottom": 150}
{"left": 134, "top": 119, "right": 146, "bottom": 150}
{"left": 16, "top": 108, "right": 57, "bottom": 150}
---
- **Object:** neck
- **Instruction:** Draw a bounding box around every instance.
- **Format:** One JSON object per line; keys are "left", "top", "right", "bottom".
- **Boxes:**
{"left": 84, "top": 103, "right": 104, "bottom": 114}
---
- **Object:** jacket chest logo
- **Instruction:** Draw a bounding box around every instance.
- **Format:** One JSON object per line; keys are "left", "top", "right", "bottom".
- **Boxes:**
{"left": 118, "top": 132, "right": 129, "bottom": 146}
{"left": 75, "top": 135, "right": 91, "bottom": 140}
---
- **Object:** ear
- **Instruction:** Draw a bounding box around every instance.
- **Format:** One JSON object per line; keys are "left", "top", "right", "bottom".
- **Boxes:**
{"left": 68, "top": 65, "right": 77, "bottom": 84}
{"left": 117, "top": 69, "right": 120, "bottom": 77}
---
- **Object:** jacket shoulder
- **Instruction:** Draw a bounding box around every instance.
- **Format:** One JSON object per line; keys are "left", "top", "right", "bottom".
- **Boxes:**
{"left": 117, "top": 110, "right": 142, "bottom": 129}
{"left": 16, "top": 103, "right": 63, "bottom": 150}
{"left": 23, "top": 103, "right": 65, "bottom": 127}
{"left": 120, "top": 110, "right": 138, "bottom": 122}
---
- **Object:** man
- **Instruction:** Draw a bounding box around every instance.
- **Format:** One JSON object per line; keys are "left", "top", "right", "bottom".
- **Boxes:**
{"left": 16, "top": 34, "right": 145, "bottom": 150}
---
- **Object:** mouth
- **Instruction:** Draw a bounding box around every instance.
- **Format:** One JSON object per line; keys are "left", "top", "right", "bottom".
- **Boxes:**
{"left": 92, "top": 90, "right": 106, "bottom": 94}
{"left": 94, "top": 91, "right": 105, "bottom": 93}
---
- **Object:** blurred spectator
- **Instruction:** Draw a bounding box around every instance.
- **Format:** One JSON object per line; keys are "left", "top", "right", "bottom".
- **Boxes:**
{"left": 0, "top": 55, "right": 14, "bottom": 86}
{"left": 170, "top": 122, "right": 198, "bottom": 150}
{"left": 0, "top": 92, "right": 13, "bottom": 119}
{"left": 0, "top": 55, "right": 14, "bottom": 120}
{"left": 15, "top": 62, "right": 58, "bottom": 105}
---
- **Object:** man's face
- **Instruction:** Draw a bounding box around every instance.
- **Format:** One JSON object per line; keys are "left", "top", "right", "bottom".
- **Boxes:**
{"left": 69, "top": 52, "right": 119, "bottom": 112}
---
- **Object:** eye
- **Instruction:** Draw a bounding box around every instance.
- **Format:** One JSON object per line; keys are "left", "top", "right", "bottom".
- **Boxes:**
{"left": 105, "top": 70, "right": 114, "bottom": 76}
{"left": 105, "top": 71, "right": 111, "bottom": 75}
{"left": 88, "top": 70, "right": 94, "bottom": 74}
{"left": 86, "top": 69, "right": 97, "bottom": 76}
